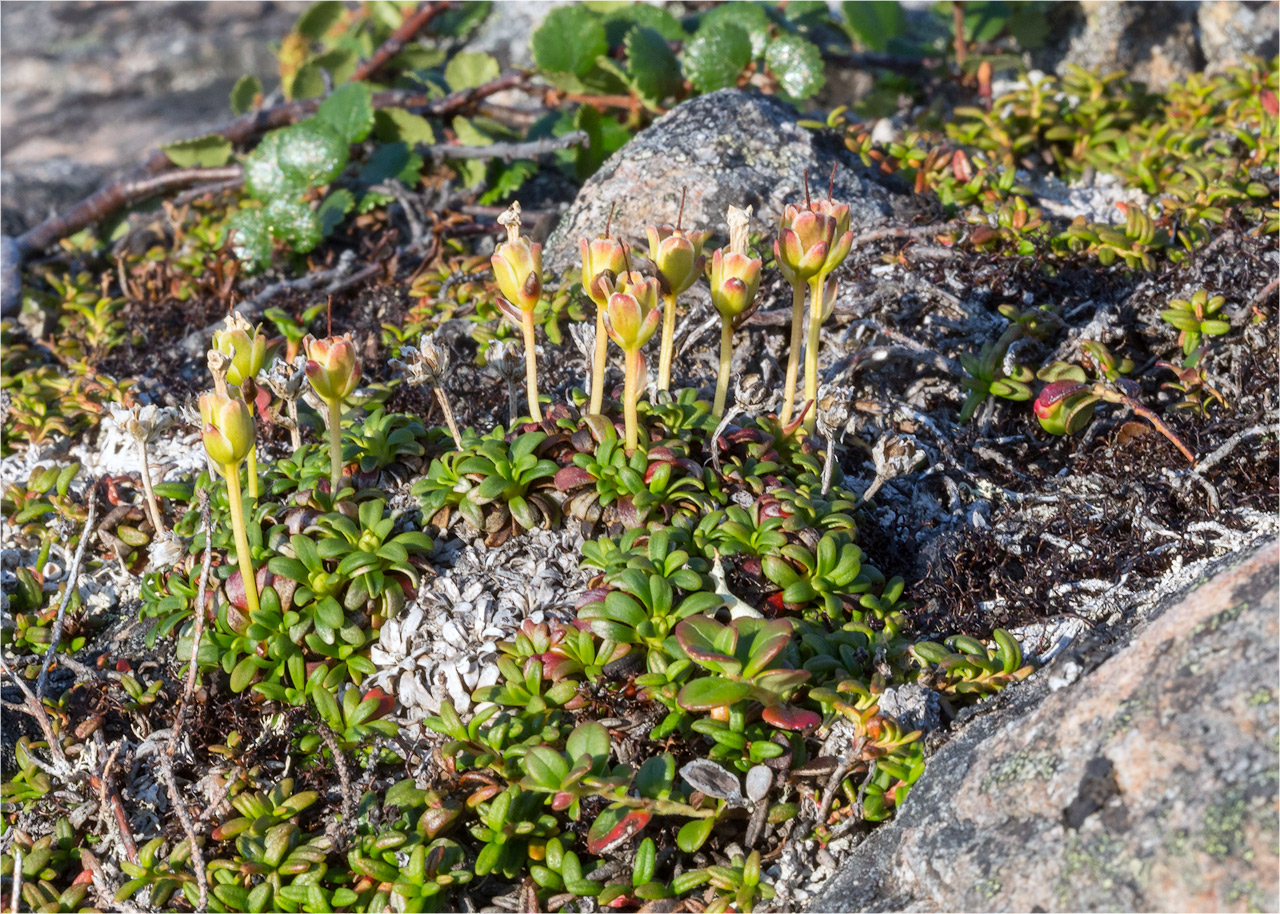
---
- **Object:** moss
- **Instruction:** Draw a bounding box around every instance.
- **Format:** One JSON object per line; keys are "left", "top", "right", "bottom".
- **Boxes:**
{"left": 1246, "top": 687, "right": 1274, "bottom": 707}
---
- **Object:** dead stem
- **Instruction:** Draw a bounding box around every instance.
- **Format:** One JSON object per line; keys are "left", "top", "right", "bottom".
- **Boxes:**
{"left": 36, "top": 487, "right": 98, "bottom": 700}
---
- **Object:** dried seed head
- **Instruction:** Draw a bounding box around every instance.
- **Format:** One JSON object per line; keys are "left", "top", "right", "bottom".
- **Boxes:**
{"left": 206, "top": 349, "right": 234, "bottom": 398}
{"left": 734, "top": 374, "right": 776, "bottom": 414}
{"left": 107, "top": 402, "right": 179, "bottom": 446}
{"left": 815, "top": 385, "right": 854, "bottom": 438}
{"left": 726, "top": 204, "right": 753, "bottom": 257}
{"left": 871, "top": 433, "right": 926, "bottom": 481}
{"left": 260, "top": 355, "right": 307, "bottom": 401}
{"left": 486, "top": 339, "right": 524, "bottom": 384}
{"left": 497, "top": 201, "right": 523, "bottom": 245}
{"left": 390, "top": 333, "right": 453, "bottom": 387}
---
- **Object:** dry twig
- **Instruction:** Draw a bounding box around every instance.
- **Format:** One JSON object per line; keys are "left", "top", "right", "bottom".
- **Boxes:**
{"left": 158, "top": 753, "right": 209, "bottom": 912}
{"left": 36, "top": 486, "right": 98, "bottom": 700}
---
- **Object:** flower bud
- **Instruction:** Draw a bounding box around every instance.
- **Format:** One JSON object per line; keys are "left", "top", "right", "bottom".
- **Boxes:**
{"left": 709, "top": 248, "right": 762, "bottom": 320}
{"left": 1034, "top": 380, "right": 1093, "bottom": 436}
{"left": 774, "top": 205, "right": 836, "bottom": 283}
{"left": 199, "top": 391, "right": 255, "bottom": 468}
{"left": 213, "top": 312, "right": 269, "bottom": 387}
{"left": 645, "top": 225, "right": 709, "bottom": 296}
{"left": 810, "top": 199, "right": 854, "bottom": 275}
{"left": 603, "top": 277, "right": 662, "bottom": 351}
{"left": 303, "top": 334, "right": 361, "bottom": 402}
{"left": 493, "top": 202, "right": 543, "bottom": 312}
{"left": 579, "top": 235, "right": 628, "bottom": 308}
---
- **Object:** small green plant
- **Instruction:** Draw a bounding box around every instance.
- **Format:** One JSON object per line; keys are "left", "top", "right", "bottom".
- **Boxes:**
{"left": 1162, "top": 289, "right": 1230, "bottom": 356}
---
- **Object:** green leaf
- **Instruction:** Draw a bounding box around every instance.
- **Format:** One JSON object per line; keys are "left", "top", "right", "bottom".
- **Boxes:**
{"left": 162, "top": 134, "right": 233, "bottom": 169}
{"left": 683, "top": 22, "right": 752, "bottom": 94}
{"left": 677, "top": 676, "right": 752, "bottom": 711}
{"left": 570, "top": 104, "right": 630, "bottom": 181}
{"left": 446, "top": 51, "right": 501, "bottom": 91}
{"left": 479, "top": 160, "right": 537, "bottom": 205}
{"left": 451, "top": 116, "right": 495, "bottom": 147}
{"left": 531, "top": 6, "right": 608, "bottom": 78}
{"left": 603, "top": 4, "right": 685, "bottom": 45}
{"left": 264, "top": 197, "right": 323, "bottom": 253}
{"left": 840, "top": 1, "right": 904, "bottom": 52}
{"left": 230, "top": 656, "right": 259, "bottom": 693}
{"left": 226, "top": 209, "right": 272, "bottom": 271}
{"left": 318, "top": 188, "right": 355, "bottom": 237}
{"left": 566, "top": 721, "right": 610, "bottom": 766}
{"left": 243, "top": 132, "right": 306, "bottom": 200}
{"left": 676, "top": 817, "right": 714, "bottom": 853}
{"left": 313, "top": 46, "right": 358, "bottom": 84}
{"left": 374, "top": 108, "right": 437, "bottom": 146}
{"left": 230, "top": 74, "right": 263, "bottom": 116}
{"left": 764, "top": 33, "right": 825, "bottom": 100}
{"left": 278, "top": 122, "right": 349, "bottom": 186}
{"left": 296, "top": 1, "right": 344, "bottom": 40}
{"left": 360, "top": 142, "right": 424, "bottom": 186}
{"left": 290, "top": 61, "right": 327, "bottom": 100}
{"left": 317, "top": 81, "right": 374, "bottom": 144}
{"left": 626, "top": 26, "right": 680, "bottom": 103}
{"left": 700, "top": 3, "right": 773, "bottom": 58}
{"left": 523, "top": 746, "right": 570, "bottom": 790}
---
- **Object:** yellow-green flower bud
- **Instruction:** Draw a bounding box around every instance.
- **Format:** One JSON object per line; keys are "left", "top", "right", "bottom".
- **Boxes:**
{"left": 492, "top": 202, "right": 543, "bottom": 312}
{"left": 303, "top": 334, "right": 361, "bottom": 402}
{"left": 579, "top": 235, "right": 628, "bottom": 308}
{"left": 212, "top": 312, "right": 269, "bottom": 387}
{"left": 645, "top": 225, "right": 709, "bottom": 296}
{"left": 603, "top": 277, "right": 662, "bottom": 351}
{"left": 809, "top": 199, "right": 853, "bottom": 275}
{"left": 200, "top": 391, "right": 255, "bottom": 469}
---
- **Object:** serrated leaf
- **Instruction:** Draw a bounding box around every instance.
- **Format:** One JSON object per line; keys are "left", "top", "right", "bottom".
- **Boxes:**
{"left": 683, "top": 23, "right": 752, "bottom": 94}
{"left": 626, "top": 26, "right": 680, "bottom": 103}
{"left": 603, "top": 4, "right": 686, "bottom": 45}
{"left": 162, "top": 134, "right": 233, "bottom": 169}
{"left": 765, "top": 33, "right": 825, "bottom": 100}
{"left": 700, "top": 3, "right": 773, "bottom": 58}
{"left": 451, "top": 116, "right": 495, "bottom": 147}
{"left": 296, "top": 1, "right": 344, "bottom": 40}
{"left": 374, "top": 107, "right": 437, "bottom": 146}
{"left": 278, "top": 122, "right": 349, "bottom": 186}
{"left": 317, "top": 81, "right": 374, "bottom": 144}
{"left": 446, "top": 51, "right": 500, "bottom": 91}
{"left": 243, "top": 132, "right": 308, "bottom": 200}
{"left": 840, "top": 1, "right": 904, "bottom": 52}
{"left": 226, "top": 209, "right": 272, "bottom": 271}
{"left": 318, "top": 188, "right": 354, "bottom": 237}
{"left": 230, "top": 74, "right": 263, "bottom": 115}
{"left": 479, "top": 160, "right": 537, "bottom": 205}
{"left": 360, "top": 142, "right": 424, "bottom": 186}
{"left": 531, "top": 6, "right": 608, "bottom": 78}
{"left": 264, "top": 197, "right": 322, "bottom": 253}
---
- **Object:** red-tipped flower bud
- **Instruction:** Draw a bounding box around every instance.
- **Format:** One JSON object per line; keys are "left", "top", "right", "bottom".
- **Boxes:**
{"left": 775, "top": 206, "right": 836, "bottom": 283}
{"left": 709, "top": 249, "right": 762, "bottom": 320}
{"left": 603, "top": 277, "right": 662, "bottom": 351}
{"left": 303, "top": 334, "right": 361, "bottom": 402}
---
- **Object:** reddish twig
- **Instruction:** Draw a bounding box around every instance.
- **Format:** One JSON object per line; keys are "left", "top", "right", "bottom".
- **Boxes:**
{"left": 352, "top": 1, "right": 451, "bottom": 83}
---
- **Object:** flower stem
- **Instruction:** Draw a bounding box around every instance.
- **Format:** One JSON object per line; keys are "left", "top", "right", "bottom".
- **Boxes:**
{"left": 136, "top": 441, "right": 166, "bottom": 536}
{"left": 657, "top": 291, "right": 677, "bottom": 393}
{"left": 623, "top": 349, "right": 640, "bottom": 453}
{"left": 779, "top": 281, "right": 806, "bottom": 424}
{"left": 223, "top": 464, "right": 259, "bottom": 616}
{"left": 327, "top": 398, "right": 343, "bottom": 495}
{"left": 589, "top": 306, "right": 608, "bottom": 415}
{"left": 803, "top": 274, "right": 825, "bottom": 434}
{"left": 434, "top": 387, "right": 462, "bottom": 449}
{"left": 286, "top": 400, "right": 301, "bottom": 451}
{"left": 713, "top": 319, "right": 734, "bottom": 419}
{"left": 245, "top": 401, "right": 259, "bottom": 501}
{"left": 522, "top": 311, "right": 542, "bottom": 422}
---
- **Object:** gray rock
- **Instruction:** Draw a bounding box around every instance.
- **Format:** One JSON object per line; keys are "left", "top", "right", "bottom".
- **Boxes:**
{"left": 810, "top": 540, "right": 1279, "bottom": 913}
{"left": 1056, "top": 2, "right": 1202, "bottom": 90}
{"left": 543, "top": 90, "right": 895, "bottom": 273}
{"left": 1197, "top": 1, "right": 1280, "bottom": 73}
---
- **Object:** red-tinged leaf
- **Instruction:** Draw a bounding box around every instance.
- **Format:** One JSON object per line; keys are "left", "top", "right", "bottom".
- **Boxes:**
{"left": 575, "top": 587, "right": 613, "bottom": 611}
{"left": 1114, "top": 201, "right": 1129, "bottom": 216}
{"left": 646, "top": 446, "right": 677, "bottom": 463}
{"left": 1034, "top": 380, "right": 1088, "bottom": 416}
{"left": 552, "top": 791, "right": 575, "bottom": 811}
{"left": 465, "top": 784, "right": 503, "bottom": 807}
{"left": 587, "top": 806, "right": 651, "bottom": 855}
{"left": 951, "top": 149, "right": 972, "bottom": 182}
{"left": 761, "top": 703, "right": 822, "bottom": 732}
{"left": 361, "top": 687, "right": 395, "bottom": 720}
{"left": 1261, "top": 88, "right": 1278, "bottom": 116}
{"left": 226, "top": 565, "right": 274, "bottom": 612}
{"left": 615, "top": 496, "right": 641, "bottom": 528}
{"left": 555, "top": 465, "right": 595, "bottom": 491}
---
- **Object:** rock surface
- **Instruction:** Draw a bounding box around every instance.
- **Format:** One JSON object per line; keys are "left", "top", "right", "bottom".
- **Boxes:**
{"left": 542, "top": 89, "right": 896, "bottom": 273}
{"left": 810, "top": 539, "right": 1280, "bottom": 913}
